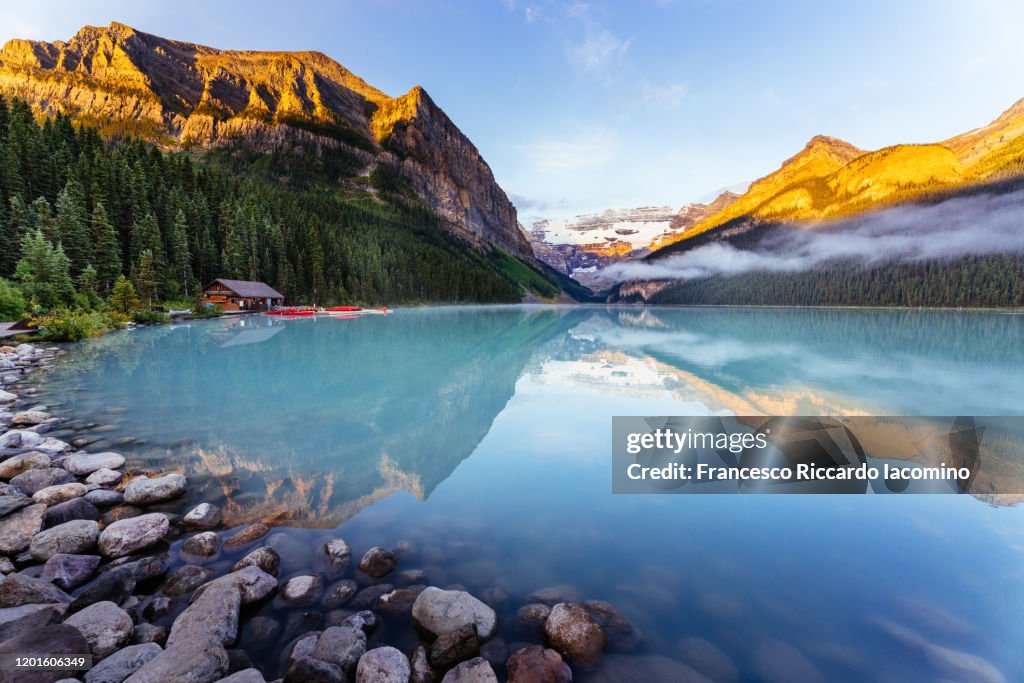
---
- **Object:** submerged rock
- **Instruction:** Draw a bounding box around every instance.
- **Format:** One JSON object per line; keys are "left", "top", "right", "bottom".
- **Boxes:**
{"left": 98, "top": 513, "right": 169, "bottom": 558}
{"left": 232, "top": 546, "right": 280, "bottom": 576}
{"left": 64, "top": 600, "right": 134, "bottom": 659}
{"left": 313, "top": 625, "right": 366, "bottom": 674}
{"left": 358, "top": 546, "right": 397, "bottom": 578}
{"left": 440, "top": 657, "right": 498, "bottom": 683}
{"left": 585, "top": 654, "right": 713, "bottom": 683}
{"left": 317, "top": 538, "right": 352, "bottom": 578}
{"left": 182, "top": 531, "right": 222, "bottom": 557}
{"left": 677, "top": 637, "right": 739, "bottom": 683}
{"left": 515, "top": 603, "right": 552, "bottom": 637}
{"left": 505, "top": 645, "right": 572, "bottom": 683}
{"left": 321, "top": 579, "right": 358, "bottom": 608}
{"left": 412, "top": 587, "right": 498, "bottom": 641}
{"left": 181, "top": 503, "right": 222, "bottom": 529}
{"left": 430, "top": 623, "right": 480, "bottom": 669}
{"left": 750, "top": 639, "right": 823, "bottom": 683}
{"left": 542, "top": 603, "right": 607, "bottom": 671}
{"left": 581, "top": 600, "right": 641, "bottom": 652}
{"left": 284, "top": 657, "right": 345, "bottom": 683}
{"left": 378, "top": 584, "right": 426, "bottom": 616}
{"left": 163, "top": 565, "right": 215, "bottom": 597}
{"left": 223, "top": 523, "right": 269, "bottom": 550}
{"left": 279, "top": 574, "right": 322, "bottom": 606}
{"left": 356, "top": 646, "right": 411, "bottom": 683}
{"left": 123, "top": 474, "right": 187, "bottom": 505}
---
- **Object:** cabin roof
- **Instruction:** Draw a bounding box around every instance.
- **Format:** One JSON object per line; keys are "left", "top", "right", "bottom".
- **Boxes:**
{"left": 206, "top": 279, "right": 285, "bottom": 299}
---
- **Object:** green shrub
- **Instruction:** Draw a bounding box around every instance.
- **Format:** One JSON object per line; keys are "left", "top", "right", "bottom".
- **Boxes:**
{"left": 131, "top": 309, "right": 170, "bottom": 325}
{"left": 32, "top": 307, "right": 116, "bottom": 342}
{"left": 191, "top": 304, "right": 223, "bottom": 320}
{"left": 0, "top": 279, "right": 27, "bottom": 320}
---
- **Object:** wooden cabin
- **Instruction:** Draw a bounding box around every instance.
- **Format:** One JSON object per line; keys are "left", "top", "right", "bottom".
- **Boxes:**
{"left": 201, "top": 279, "right": 285, "bottom": 312}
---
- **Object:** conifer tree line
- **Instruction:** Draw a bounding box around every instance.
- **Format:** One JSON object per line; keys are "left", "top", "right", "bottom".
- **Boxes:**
{"left": 0, "top": 94, "right": 523, "bottom": 313}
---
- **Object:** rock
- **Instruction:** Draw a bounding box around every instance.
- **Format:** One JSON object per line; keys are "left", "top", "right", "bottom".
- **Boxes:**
{"left": 233, "top": 546, "right": 280, "bottom": 576}
{"left": 873, "top": 617, "right": 1005, "bottom": 683}
{"left": 85, "top": 489, "right": 124, "bottom": 507}
{"left": 266, "top": 533, "right": 312, "bottom": 572}
{"left": 279, "top": 574, "right": 321, "bottom": 606}
{"left": 317, "top": 538, "right": 351, "bottom": 577}
{"left": 585, "top": 654, "right": 714, "bottom": 683}
{"left": 131, "top": 623, "right": 167, "bottom": 646}
{"left": 479, "top": 638, "right": 507, "bottom": 667}
{"left": 515, "top": 603, "right": 551, "bottom": 636}
{"left": 350, "top": 583, "right": 394, "bottom": 610}
{"left": 0, "top": 502, "right": 45, "bottom": 553}
{"left": 542, "top": 603, "right": 607, "bottom": 671}
{"left": 63, "top": 452, "right": 126, "bottom": 477}
{"left": 412, "top": 587, "right": 498, "bottom": 641}
{"left": 216, "top": 670, "right": 266, "bottom": 683}
{"left": 0, "top": 603, "right": 64, "bottom": 641}
{"left": 11, "top": 410, "right": 50, "bottom": 426}
{"left": 69, "top": 567, "right": 136, "bottom": 612}
{"left": 358, "top": 546, "right": 397, "bottom": 578}
{"left": 124, "top": 641, "right": 229, "bottom": 683}
{"left": 0, "top": 390, "right": 15, "bottom": 404}
{"left": 182, "top": 531, "right": 222, "bottom": 557}
{"left": 0, "top": 494, "right": 30, "bottom": 519}
{"left": 122, "top": 554, "right": 165, "bottom": 580}
{"left": 321, "top": 578, "right": 357, "bottom": 608}
{"left": 0, "top": 451, "right": 51, "bottom": 479}
{"left": 98, "top": 513, "right": 169, "bottom": 558}
{"left": 123, "top": 474, "right": 187, "bottom": 505}
{"left": 181, "top": 503, "right": 222, "bottom": 529}
{"left": 430, "top": 623, "right": 480, "bottom": 669}
{"left": 750, "top": 640, "right": 823, "bottom": 683}
{"left": 163, "top": 565, "right": 214, "bottom": 597}
{"left": 506, "top": 645, "right": 572, "bottom": 683}
{"left": 284, "top": 632, "right": 320, "bottom": 669}
{"left": 64, "top": 600, "right": 134, "bottom": 659}
{"left": 36, "top": 438, "right": 72, "bottom": 454}
{"left": 581, "top": 600, "right": 641, "bottom": 652}
{"left": 142, "top": 597, "right": 172, "bottom": 621}
{"left": 32, "top": 482, "right": 87, "bottom": 506}
{"left": 193, "top": 566, "right": 276, "bottom": 605}
{"left": 341, "top": 610, "right": 381, "bottom": 636}
{"left": 284, "top": 657, "right": 345, "bottom": 683}
{"left": 313, "top": 625, "right": 366, "bottom": 675}
{"left": 240, "top": 615, "right": 281, "bottom": 647}
{"left": 0, "top": 558, "right": 12, "bottom": 574}
{"left": 29, "top": 519, "right": 100, "bottom": 561}
{"left": 0, "top": 429, "right": 44, "bottom": 449}
{"left": 396, "top": 569, "right": 428, "bottom": 586}
{"left": 85, "top": 468, "right": 123, "bottom": 486}
{"left": 41, "top": 553, "right": 101, "bottom": 591}
{"left": 166, "top": 579, "right": 241, "bottom": 648}
{"left": 0, "top": 624, "right": 90, "bottom": 683}
{"left": 410, "top": 643, "right": 437, "bottom": 683}
{"left": 0, "top": 572, "right": 72, "bottom": 607}
{"left": 378, "top": 585, "right": 426, "bottom": 616}
{"left": 526, "top": 586, "right": 581, "bottom": 606}
{"left": 440, "top": 657, "right": 498, "bottom": 683}
{"left": 481, "top": 586, "right": 509, "bottom": 610}
{"left": 42, "top": 497, "right": 99, "bottom": 528}
{"left": 11, "top": 468, "right": 75, "bottom": 496}
{"left": 223, "top": 523, "right": 269, "bottom": 550}
{"left": 356, "top": 646, "right": 411, "bottom": 683}
{"left": 678, "top": 637, "right": 739, "bottom": 683}
{"left": 84, "top": 643, "right": 163, "bottom": 683}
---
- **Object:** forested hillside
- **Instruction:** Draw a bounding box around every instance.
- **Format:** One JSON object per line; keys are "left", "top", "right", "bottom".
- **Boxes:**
{"left": 0, "top": 94, "right": 549, "bottom": 313}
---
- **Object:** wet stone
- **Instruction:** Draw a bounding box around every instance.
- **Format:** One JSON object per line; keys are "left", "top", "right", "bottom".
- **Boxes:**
{"left": 41, "top": 553, "right": 100, "bottom": 591}
{"left": 162, "top": 565, "right": 214, "bottom": 597}
{"left": 233, "top": 546, "right": 280, "bottom": 576}
{"left": 223, "top": 523, "right": 270, "bottom": 550}
{"left": 321, "top": 579, "right": 358, "bottom": 608}
{"left": 349, "top": 583, "right": 394, "bottom": 610}
{"left": 358, "top": 546, "right": 397, "bottom": 578}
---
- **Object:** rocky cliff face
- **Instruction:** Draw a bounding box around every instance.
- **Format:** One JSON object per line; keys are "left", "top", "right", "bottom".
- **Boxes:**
{"left": 0, "top": 22, "right": 534, "bottom": 260}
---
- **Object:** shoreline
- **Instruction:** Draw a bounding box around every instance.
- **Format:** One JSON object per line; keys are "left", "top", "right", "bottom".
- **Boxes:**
{"left": 0, "top": 340, "right": 662, "bottom": 683}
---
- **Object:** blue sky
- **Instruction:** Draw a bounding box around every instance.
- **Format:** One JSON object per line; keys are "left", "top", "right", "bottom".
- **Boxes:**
{"left": 2, "top": 0, "right": 1023, "bottom": 223}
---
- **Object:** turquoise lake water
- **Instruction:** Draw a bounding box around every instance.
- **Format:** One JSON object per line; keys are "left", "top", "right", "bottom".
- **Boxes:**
{"left": 30, "top": 306, "right": 1024, "bottom": 681}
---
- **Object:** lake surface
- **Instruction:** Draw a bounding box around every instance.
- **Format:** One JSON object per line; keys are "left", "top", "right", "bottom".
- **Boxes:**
{"left": 31, "top": 306, "right": 1024, "bottom": 681}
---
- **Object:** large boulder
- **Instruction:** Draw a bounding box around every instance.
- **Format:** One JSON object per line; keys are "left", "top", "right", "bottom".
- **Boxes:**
{"left": 440, "top": 657, "right": 498, "bottom": 683}
{"left": 0, "top": 572, "right": 71, "bottom": 607}
{"left": 29, "top": 519, "right": 99, "bottom": 561}
{"left": 192, "top": 566, "right": 276, "bottom": 605}
{"left": 506, "top": 645, "right": 572, "bottom": 683}
{"left": 84, "top": 642, "right": 162, "bottom": 683}
{"left": 123, "top": 474, "right": 187, "bottom": 505}
{"left": 64, "top": 600, "right": 134, "bottom": 659}
{"left": 124, "top": 641, "right": 229, "bottom": 683}
{"left": 0, "top": 429, "right": 44, "bottom": 449}
{"left": 0, "top": 451, "right": 50, "bottom": 479}
{"left": 412, "top": 587, "right": 497, "bottom": 641}
{"left": 63, "top": 452, "right": 126, "bottom": 477}
{"left": 542, "top": 603, "right": 607, "bottom": 671}
{"left": 356, "top": 646, "right": 411, "bottom": 683}
{"left": 166, "top": 578, "right": 241, "bottom": 648}
{"left": 0, "top": 623, "right": 90, "bottom": 683}
{"left": 0, "top": 502, "right": 45, "bottom": 554}
{"left": 98, "top": 513, "right": 169, "bottom": 558}
{"left": 41, "top": 553, "right": 101, "bottom": 591}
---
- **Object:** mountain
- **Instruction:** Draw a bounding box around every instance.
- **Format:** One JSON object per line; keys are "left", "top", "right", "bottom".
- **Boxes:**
{"left": 651, "top": 98, "right": 1024, "bottom": 253}
{"left": 0, "top": 22, "right": 534, "bottom": 261}
{"left": 528, "top": 195, "right": 739, "bottom": 285}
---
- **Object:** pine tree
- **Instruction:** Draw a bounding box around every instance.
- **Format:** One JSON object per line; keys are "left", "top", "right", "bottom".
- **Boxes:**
{"left": 171, "top": 209, "right": 193, "bottom": 296}
{"left": 55, "top": 177, "right": 91, "bottom": 275}
{"left": 90, "top": 202, "right": 121, "bottom": 293}
{"left": 76, "top": 264, "right": 100, "bottom": 309}
{"left": 110, "top": 275, "right": 138, "bottom": 314}
{"left": 133, "top": 249, "right": 159, "bottom": 307}
{"left": 14, "top": 230, "right": 74, "bottom": 309}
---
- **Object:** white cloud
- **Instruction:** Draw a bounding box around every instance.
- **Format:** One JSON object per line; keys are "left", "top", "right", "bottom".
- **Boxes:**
{"left": 641, "top": 80, "right": 689, "bottom": 107}
{"left": 519, "top": 124, "right": 619, "bottom": 173}
{"left": 568, "top": 27, "right": 630, "bottom": 72}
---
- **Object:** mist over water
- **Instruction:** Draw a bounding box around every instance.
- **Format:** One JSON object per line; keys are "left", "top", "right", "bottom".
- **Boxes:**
{"left": 605, "top": 188, "right": 1024, "bottom": 282}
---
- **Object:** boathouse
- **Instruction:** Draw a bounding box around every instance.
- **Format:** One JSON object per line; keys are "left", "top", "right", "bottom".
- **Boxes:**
{"left": 201, "top": 279, "right": 285, "bottom": 312}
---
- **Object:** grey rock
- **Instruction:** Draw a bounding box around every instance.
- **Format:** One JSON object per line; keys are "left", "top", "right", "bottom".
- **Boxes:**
{"left": 85, "top": 468, "right": 123, "bottom": 486}
{"left": 98, "top": 513, "right": 169, "bottom": 558}
{"left": 85, "top": 489, "right": 124, "bottom": 508}
{"left": 581, "top": 600, "right": 641, "bottom": 652}
{"left": 64, "top": 600, "right": 134, "bottom": 659}
{"left": 181, "top": 503, "right": 222, "bottom": 529}
{"left": 123, "top": 474, "right": 187, "bottom": 505}
{"left": 515, "top": 603, "right": 551, "bottom": 637}
{"left": 215, "top": 670, "right": 266, "bottom": 683}
{"left": 410, "top": 643, "right": 436, "bottom": 683}
{"left": 69, "top": 567, "right": 136, "bottom": 613}
{"left": 321, "top": 578, "right": 357, "bottom": 608}
{"left": 357, "top": 546, "right": 397, "bottom": 578}
{"left": 85, "top": 643, "right": 162, "bottom": 683}
{"left": 0, "top": 502, "right": 45, "bottom": 553}
{"left": 124, "top": 641, "right": 229, "bottom": 683}
{"left": 166, "top": 578, "right": 241, "bottom": 648}
{"left": 43, "top": 496, "right": 100, "bottom": 528}
{"left": 41, "top": 553, "right": 100, "bottom": 591}
{"left": 378, "top": 584, "right": 426, "bottom": 616}
{"left": 0, "top": 572, "right": 71, "bottom": 607}
{"left": 0, "top": 429, "right": 44, "bottom": 449}
{"left": 29, "top": 519, "right": 100, "bottom": 561}
{"left": 279, "top": 574, "right": 321, "bottom": 606}
{"left": 121, "top": 555, "right": 168, "bottom": 581}
{"left": 239, "top": 615, "right": 281, "bottom": 647}
{"left": 162, "top": 565, "right": 214, "bottom": 597}
{"left": 0, "top": 494, "right": 30, "bottom": 519}
{"left": 131, "top": 623, "right": 167, "bottom": 646}
{"left": 356, "top": 646, "right": 411, "bottom": 683}
{"left": 316, "top": 538, "right": 351, "bottom": 578}
{"left": 412, "top": 587, "right": 498, "bottom": 641}
{"left": 440, "top": 657, "right": 498, "bottom": 683}
{"left": 283, "top": 657, "right": 345, "bottom": 683}
{"left": 32, "top": 482, "right": 87, "bottom": 506}
{"left": 232, "top": 546, "right": 280, "bottom": 576}
{"left": 0, "top": 451, "right": 51, "bottom": 479}
{"left": 193, "top": 566, "right": 276, "bottom": 605}
{"left": 0, "top": 624, "right": 90, "bottom": 683}
{"left": 10, "top": 467, "right": 74, "bottom": 496}
{"left": 341, "top": 610, "right": 381, "bottom": 636}
{"left": 542, "top": 603, "right": 607, "bottom": 671}
{"left": 430, "top": 623, "right": 480, "bottom": 669}
{"left": 313, "top": 625, "right": 366, "bottom": 674}
{"left": 350, "top": 583, "right": 394, "bottom": 610}
{"left": 64, "top": 452, "right": 126, "bottom": 476}
{"left": 11, "top": 410, "right": 50, "bottom": 426}
{"left": 0, "top": 603, "right": 63, "bottom": 641}
{"left": 182, "top": 531, "right": 222, "bottom": 557}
